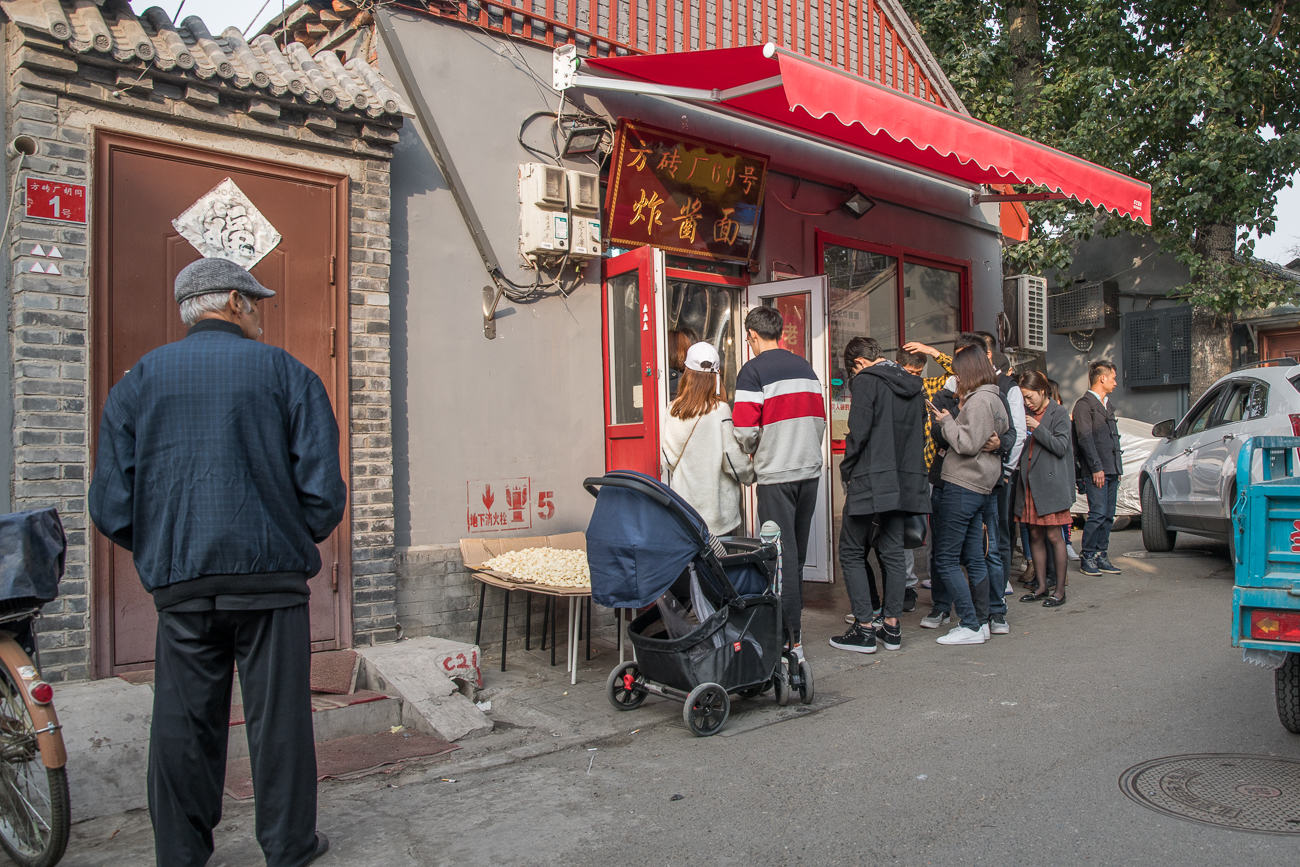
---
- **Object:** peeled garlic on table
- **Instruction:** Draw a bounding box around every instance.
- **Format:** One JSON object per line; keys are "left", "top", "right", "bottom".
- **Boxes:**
{"left": 482, "top": 547, "right": 590, "bottom": 588}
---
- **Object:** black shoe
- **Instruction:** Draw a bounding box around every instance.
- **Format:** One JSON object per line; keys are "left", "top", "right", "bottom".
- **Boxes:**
{"left": 1079, "top": 555, "right": 1101, "bottom": 576}
{"left": 1094, "top": 553, "right": 1121, "bottom": 574}
{"left": 1043, "top": 593, "right": 1067, "bottom": 608}
{"left": 829, "top": 621, "right": 878, "bottom": 654}
{"left": 875, "top": 620, "right": 902, "bottom": 651}
{"left": 902, "top": 587, "right": 918, "bottom": 612}
{"left": 304, "top": 833, "right": 329, "bottom": 866}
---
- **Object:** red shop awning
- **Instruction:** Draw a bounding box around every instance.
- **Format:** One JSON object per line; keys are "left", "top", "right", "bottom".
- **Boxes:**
{"left": 578, "top": 44, "right": 1151, "bottom": 225}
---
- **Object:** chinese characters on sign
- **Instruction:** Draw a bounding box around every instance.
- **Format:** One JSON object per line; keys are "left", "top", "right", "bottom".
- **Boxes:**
{"left": 606, "top": 121, "right": 768, "bottom": 264}
{"left": 466, "top": 480, "right": 558, "bottom": 533}
{"left": 25, "top": 177, "right": 86, "bottom": 224}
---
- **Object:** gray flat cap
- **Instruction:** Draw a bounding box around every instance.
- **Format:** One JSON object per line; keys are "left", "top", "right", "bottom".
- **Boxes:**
{"left": 174, "top": 257, "right": 275, "bottom": 304}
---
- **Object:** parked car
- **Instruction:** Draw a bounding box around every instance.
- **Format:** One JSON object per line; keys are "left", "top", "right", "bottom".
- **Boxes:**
{"left": 1139, "top": 360, "right": 1300, "bottom": 555}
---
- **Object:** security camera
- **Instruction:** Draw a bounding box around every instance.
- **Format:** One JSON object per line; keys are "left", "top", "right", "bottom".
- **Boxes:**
{"left": 8, "top": 136, "right": 36, "bottom": 158}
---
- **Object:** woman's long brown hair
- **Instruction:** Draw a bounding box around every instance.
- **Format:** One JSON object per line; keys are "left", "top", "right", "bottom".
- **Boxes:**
{"left": 671, "top": 368, "right": 723, "bottom": 419}
{"left": 952, "top": 345, "right": 997, "bottom": 397}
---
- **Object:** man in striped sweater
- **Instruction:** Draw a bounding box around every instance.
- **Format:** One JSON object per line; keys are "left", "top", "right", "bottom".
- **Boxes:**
{"left": 733, "top": 306, "right": 826, "bottom": 656}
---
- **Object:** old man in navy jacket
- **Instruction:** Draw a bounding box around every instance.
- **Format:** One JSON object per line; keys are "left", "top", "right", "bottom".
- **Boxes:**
{"left": 90, "top": 258, "right": 344, "bottom": 867}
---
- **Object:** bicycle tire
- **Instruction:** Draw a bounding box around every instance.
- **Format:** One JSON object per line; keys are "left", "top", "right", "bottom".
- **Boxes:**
{"left": 0, "top": 667, "right": 70, "bottom": 867}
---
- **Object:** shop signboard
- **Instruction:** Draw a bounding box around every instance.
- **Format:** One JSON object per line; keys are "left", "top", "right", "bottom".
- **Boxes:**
{"left": 605, "top": 120, "right": 768, "bottom": 264}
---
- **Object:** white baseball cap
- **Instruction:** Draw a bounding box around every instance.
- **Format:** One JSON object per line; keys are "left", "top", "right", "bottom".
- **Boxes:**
{"left": 684, "top": 342, "right": 721, "bottom": 372}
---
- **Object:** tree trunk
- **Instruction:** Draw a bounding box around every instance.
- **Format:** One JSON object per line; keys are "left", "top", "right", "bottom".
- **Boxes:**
{"left": 1189, "top": 221, "right": 1237, "bottom": 401}
{"left": 1007, "top": 2, "right": 1042, "bottom": 125}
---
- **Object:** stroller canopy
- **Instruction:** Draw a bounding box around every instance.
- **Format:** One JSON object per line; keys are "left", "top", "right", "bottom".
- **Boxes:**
{"left": 584, "top": 471, "right": 713, "bottom": 609}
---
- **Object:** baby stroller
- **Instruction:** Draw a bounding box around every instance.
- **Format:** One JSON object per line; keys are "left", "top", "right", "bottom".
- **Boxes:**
{"left": 583, "top": 471, "right": 813, "bottom": 736}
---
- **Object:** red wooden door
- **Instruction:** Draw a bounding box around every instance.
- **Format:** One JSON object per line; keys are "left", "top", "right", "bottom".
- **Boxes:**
{"left": 92, "top": 132, "right": 351, "bottom": 677}
{"left": 602, "top": 247, "right": 663, "bottom": 476}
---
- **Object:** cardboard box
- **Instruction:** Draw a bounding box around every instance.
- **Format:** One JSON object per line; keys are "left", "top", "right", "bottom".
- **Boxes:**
{"left": 458, "top": 532, "right": 587, "bottom": 584}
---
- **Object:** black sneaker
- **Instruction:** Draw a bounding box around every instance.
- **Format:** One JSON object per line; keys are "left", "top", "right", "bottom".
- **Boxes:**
{"left": 1079, "top": 555, "right": 1101, "bottom": 576}
{"left": 875, "top": 620, "right": 902, "bottom": 651}
{"left": 829, "top": 621, "right": 878, "bottom": 654}
{"left": 902, "top": 587, "right": 918, "bottom": 612}
{"left": 1095, "top": 554, "right": 1122, "bottom": 574}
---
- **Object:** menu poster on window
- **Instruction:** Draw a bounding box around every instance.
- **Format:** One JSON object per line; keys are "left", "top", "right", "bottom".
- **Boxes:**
{"left": 605, "top": 120, "right": 769, "bottom": 264}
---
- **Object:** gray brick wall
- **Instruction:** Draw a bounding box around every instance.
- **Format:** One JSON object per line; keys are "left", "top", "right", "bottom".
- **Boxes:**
{"left": 5, "top": 25, "right": 398, "bottom": 679}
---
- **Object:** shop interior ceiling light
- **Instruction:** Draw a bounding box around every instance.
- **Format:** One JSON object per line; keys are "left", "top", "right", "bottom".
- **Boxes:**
{"left": 841, "top": 191, "right": 876, "bottom": 219}
{"left": 563, "top": 125, "right": 607, "bottom": 156}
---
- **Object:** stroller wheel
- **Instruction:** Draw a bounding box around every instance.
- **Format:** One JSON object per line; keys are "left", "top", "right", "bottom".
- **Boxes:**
{"left": 773, "top": 668, "right": 791, "bottom": 707}
{"left": 736, "top": 684, "right": 766, "bottom": 700}
{"left": 798, "top": 659, "right": 815, "bottom": 705}
{"left": 683, "top": 683, "right": 730, "bottom": 737}
{"left": 606, "top": 661, "right": 647, "bottom": 711}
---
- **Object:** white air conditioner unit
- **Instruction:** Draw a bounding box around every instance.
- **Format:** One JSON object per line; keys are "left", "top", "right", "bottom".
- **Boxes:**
{"left": 1003, "top": 275, "right": 1048, "bottom": 352}
{"left": 519, "top": 163, "right": 569, "bottom": 260}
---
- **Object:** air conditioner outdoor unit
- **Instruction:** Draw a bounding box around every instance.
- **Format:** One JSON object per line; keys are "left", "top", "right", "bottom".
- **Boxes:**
{"left": 1002, "top": 275, "right": 1048, "bottom": 352}
{"left": 519, "top": 163, "right": 569, "bottom": 260}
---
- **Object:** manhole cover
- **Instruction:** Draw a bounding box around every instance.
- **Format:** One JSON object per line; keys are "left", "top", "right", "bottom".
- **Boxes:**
{"left": 1121, "top": 550, "right": 1217, "bottom": 559}
{"left": 1119, "top": 754, "right": 1300, "bottom": 835}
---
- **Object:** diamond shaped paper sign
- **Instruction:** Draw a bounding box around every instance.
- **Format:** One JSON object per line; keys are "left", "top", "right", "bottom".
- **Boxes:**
{"left": 172, "top": 178, "right": 281, "bottom": 270}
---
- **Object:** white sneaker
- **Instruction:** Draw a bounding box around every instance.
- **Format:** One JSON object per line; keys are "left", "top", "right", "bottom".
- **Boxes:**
{"left": 1066, "top": 543, "right": 1080, "bottom": 561}
{"left": 845, "top": 612, "right": 855, "bottom": 624}
{"left": 979, "top": 622, "right": 991, "bottom": 640}
{"left": 919, "top": 609, "right": 951, "bottom": 629}
{"left": 937, "top": 626, "right": 986, "bottom": 645}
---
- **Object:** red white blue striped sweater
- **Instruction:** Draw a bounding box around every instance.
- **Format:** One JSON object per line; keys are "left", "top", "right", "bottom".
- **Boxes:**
{"left": 732, "top": 348, "right": 826, "bottom": 484}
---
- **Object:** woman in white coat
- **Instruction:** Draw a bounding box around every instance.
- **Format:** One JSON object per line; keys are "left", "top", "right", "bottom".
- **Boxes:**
{"left": 660, "top": 343, "right": 756, "bottom": 536}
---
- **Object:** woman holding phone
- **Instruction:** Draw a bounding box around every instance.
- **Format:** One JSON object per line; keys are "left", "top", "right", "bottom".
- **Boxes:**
{"left": 928, "top": 346, "right": 1009, "bottom": 645}
{"left": 1015, "top": 370, "right": 1075, "bottom": 607}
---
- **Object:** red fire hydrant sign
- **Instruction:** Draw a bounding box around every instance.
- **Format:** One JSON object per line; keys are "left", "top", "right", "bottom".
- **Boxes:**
{"left": 25, "top": 177, "right": 87, "bottom": 224}
{"left": 467, "top": 478, "right": 532, "bottom": 533}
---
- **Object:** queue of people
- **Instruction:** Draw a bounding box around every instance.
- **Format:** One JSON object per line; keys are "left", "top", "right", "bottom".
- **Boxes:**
{"left": 662, "top": 304, "right": 1126, "bottom": 659}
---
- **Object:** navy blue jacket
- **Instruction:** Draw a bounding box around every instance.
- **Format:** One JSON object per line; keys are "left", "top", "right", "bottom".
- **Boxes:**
{"left": 89, "top": 320, "right": 347, "bottom": 607}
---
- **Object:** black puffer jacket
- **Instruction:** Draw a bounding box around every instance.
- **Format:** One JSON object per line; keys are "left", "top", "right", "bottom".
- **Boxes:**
{"left": 840, "top": 360, "right": 931, "bottom": 516}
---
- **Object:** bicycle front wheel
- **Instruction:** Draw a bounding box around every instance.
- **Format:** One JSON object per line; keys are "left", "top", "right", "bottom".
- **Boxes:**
{"left": 0, "top": 669, "right": 69, "bottom": 867}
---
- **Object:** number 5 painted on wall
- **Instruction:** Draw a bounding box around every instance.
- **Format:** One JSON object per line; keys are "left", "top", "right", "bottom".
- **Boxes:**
{"left": 537, "top": 491, "right": 555, "bottom": 520}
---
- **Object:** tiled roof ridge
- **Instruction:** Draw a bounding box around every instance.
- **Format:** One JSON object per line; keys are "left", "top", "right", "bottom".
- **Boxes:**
{"left": 0, "top": 0, "right": 410, "bottom": 121}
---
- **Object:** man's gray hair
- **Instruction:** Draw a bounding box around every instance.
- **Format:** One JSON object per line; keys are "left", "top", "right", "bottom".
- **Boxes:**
{"left": 180, "top": 290, "right": 254, "bottom": 327}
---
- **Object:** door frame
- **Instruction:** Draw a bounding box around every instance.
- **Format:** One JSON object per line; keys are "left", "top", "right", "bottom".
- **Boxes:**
{"left": 742, "top": 275, "right": 834, "bottom": 582}
{"left": 90, "top": 130, "right": 354, "bottom": 677}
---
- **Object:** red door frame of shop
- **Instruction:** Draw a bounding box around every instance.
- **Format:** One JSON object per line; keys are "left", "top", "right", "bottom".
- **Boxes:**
{"left": 601, "top": 250, "right": 750, "bottom": 476}
{"left": 814, "top": 230, "right": 972, "bottom": 452}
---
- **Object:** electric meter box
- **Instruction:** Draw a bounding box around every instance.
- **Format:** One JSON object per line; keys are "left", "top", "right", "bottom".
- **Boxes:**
{"left": 519, "top": 163, "right": 569, "bottom": 259}
{"left": 564, "top": 169, "right": 601, "bottom": 258}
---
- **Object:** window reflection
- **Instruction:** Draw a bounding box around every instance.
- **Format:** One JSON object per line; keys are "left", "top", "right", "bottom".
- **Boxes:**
{"left": 608, "top": 272, "right": 643, "bottom": 426}
{"left": 903, "top": 262, "right": 961, "bottom": 362}
{"left": 667, "top": 280, "right": 740, "bottom": 403}
{"left": 823, "top": 244, "right": 898, "bottom": 442}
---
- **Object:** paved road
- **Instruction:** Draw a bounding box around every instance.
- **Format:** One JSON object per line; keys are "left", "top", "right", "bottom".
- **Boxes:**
{"left": 62, "top": 529, "right": 1300, "bottom": 866}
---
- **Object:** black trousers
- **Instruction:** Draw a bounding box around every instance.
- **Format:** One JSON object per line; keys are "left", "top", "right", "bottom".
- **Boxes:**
{"left": 150, "top": 604, "right": 318, "bottom": 867}
{"left": 840, "top": 510, "right": 907, "bottom": 620}
{"left": 757, "top": 477, "right": 820, "bottom": 641}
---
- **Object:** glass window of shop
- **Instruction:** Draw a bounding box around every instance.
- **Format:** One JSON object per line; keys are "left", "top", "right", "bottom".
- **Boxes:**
{"left": 822, "top": 240, "right": 967, "bottom": 444}
{"left": 665, "top": 276, "right": 743, "bottom": 404}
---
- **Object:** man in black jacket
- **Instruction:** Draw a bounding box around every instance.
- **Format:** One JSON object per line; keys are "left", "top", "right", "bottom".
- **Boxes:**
{"left": 1072, "top": 360, "right": 1123, "bottom": 576}
{"left": 830, "top": 337, "right": 930, "bottom": 653}
{"left": 90, "top": 258, "right": 344, "bottom": 867}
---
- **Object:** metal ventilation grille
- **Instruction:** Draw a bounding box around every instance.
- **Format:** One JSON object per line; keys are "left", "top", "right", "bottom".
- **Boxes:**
{"left": 1122, "top": 306, "right": 1192, "bottom": 388}
{"left": 1024, "top": 276, "right": 1047, "bottom": 351}
{"left": 1050, "top": 280, "right": 1119, "bottom": 333}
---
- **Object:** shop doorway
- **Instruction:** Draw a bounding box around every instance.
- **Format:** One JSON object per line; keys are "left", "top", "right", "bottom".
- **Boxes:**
{"left": 742, "top": 277, "right": 834, "bottom": 582}
{"left": 91, "top": 132, "right": 352, "bottom": 678}
{"left": 601, "top": 248, "right": 747, "bottom": 479}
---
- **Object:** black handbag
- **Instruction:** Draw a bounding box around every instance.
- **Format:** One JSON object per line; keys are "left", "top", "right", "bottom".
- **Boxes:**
{"left": 903, "top": 513, "right": 928, "bottom": 549}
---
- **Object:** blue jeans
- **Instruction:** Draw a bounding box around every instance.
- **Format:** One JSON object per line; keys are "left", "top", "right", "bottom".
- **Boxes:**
{"left": 934, "top": 483, "right": 997, "bottom": 630}
{"left": 988, "top": 483, "right": 1009, "bottom": 617}
{"left": 1081, "top": 474, "right": 1119, "bottom": 557}
{"left": 929, "top": 485, "right": 950, "bottom": 613}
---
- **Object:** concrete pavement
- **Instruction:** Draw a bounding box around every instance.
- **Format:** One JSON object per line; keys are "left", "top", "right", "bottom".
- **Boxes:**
{"left": 55, "top": 528, "right": 1300, "bottom": 865}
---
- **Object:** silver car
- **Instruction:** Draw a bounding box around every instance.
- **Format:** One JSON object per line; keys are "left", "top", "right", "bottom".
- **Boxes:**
{"left": 1139, "top": 360, "right": 1300, "bottom": 555}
